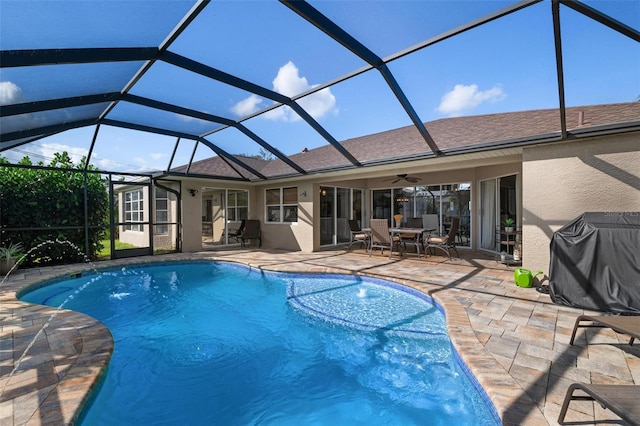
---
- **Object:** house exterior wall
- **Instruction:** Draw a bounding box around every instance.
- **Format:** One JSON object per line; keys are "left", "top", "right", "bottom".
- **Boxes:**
{"left": 522, "top": 132, "right": 640, "bottom": 274}
{"left": 118, "top": 184, "right": 179, "bottom": 251}
{"left": 254, "top": 182, "right": 314, "bottom": 252}
{"left": 179, "top": 159, "right": 526, "bottom": 254}
{"left": 152, "top": 187, "right": 179, "bottom": 251}
{"left": 118, "top": 186, "right": 150, "bottom": 247}
{"left": 182, "top": 182, "right": 203, "bottom": 252}
{"left": 178, "top": 133, "right": 639, "bottom": 267}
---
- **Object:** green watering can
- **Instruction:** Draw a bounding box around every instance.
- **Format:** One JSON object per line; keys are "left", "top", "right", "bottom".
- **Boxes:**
{"left": 513, "top": 268, "right": 544, "bottom": 288}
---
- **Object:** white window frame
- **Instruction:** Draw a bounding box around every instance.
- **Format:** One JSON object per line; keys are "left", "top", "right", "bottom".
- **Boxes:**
{"left": 154, "top": 187, "right": 169, "bottom": 235}
{"left": 226, "top": 190, "right": 249, "bottom": 223}
{"left": 124, "top": 189, "right": 144, "bottom": 232}
{"left": 265, "top": 187, "right": 298, "bottom": 224}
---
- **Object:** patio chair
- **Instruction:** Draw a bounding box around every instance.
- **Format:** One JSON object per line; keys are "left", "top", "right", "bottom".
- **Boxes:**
{"left": 425, "top": 217, "right": 460, "bottom": 260}
{"left": 401, "top": 217, "right": 425, "bottom": 255}
{"left": 422, "top": 214, "right": 439, "bottom": 235}
{"left": 557, "top": 383, "right": 640, "bottom": 425}
{"left": 347, "top": 219, "right": 369, "bottom": 251}
{"left": 369, "top": 219, "right": 403, "bottom": 258}
{"left": 569, "top": 314, "right": 639, "bottom": 346}
{"left": 240, "top": 219, "right": 261, "bottom": 248}
{"left": 226, "top": 220, "right": 245, "bottom": 244}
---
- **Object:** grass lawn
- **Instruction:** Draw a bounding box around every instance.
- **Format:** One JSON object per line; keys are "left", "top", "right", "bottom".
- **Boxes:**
{"left": 98, "top": 239, "right": 138, "bottom": 259}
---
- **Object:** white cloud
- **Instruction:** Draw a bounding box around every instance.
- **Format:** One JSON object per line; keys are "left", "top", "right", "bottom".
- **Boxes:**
{"left": 39, "top": 143, "right": 89, "bottom": 164}
{"left": 230, "top": 94, "right": 263, "bottom": 116}
{"left": 230, "top": 61, "right": 337, "bottom": 122}
{"left": 299, "top": 87, "right": 337, "bottom": 120}
{"left": 2, "top": 142, "right": 88, "bottom": 165}
{"left": 94, "top": 158, "right": 123, "bottom": 171}
{"left": 150, "top": 153, "right": 165, "bottom": 161}
{"left": 437, "top": 84, "right": 506, "bottom": 116}
{"left": 0, "top": 81, "right": 22, "bottom": 105}
{"left": 272, "top": 61, "right": 311, "bottom": 97}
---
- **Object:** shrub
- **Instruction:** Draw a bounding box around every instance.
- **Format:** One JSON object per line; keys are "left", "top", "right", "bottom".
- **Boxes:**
{"left": 0, "top": 153, "right": 109, "bottom": 267}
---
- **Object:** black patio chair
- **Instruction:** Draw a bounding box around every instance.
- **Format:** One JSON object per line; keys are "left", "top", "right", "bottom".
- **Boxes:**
{"left": 425, "top": 217, "right": 460, "bottom": 260}
{"left": 240, "top": 219, "right": 261, "bottom": 248}
{"left": 347, "top": 219, "right": 369, "bottom": 251}
{"left": 227, "top": 220, "right": 245, "bottom": 244}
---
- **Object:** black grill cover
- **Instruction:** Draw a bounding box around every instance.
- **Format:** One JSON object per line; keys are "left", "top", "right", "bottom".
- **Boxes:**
{"left": 549, "top": 212, "right": 640, "bottom": 314}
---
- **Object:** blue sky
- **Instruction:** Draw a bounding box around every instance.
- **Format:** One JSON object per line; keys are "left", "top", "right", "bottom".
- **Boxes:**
{"left": 1, "top": 0, "right": 638, "bottom": 173}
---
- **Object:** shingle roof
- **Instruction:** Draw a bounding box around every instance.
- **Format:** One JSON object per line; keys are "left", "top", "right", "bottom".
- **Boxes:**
{"left": 171, "top": 102, "right": 640, "bottom": 180}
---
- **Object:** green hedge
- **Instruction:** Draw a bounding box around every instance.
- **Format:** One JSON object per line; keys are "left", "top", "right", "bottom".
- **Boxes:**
{"left": 0, "top": 153, "right": 109, "bottom": 267}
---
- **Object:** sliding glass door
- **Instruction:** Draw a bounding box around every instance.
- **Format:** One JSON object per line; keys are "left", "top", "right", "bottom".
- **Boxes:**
{"left": 201, "top": 188, "right": 248, "bottom": 246}
{"left": 320, "top": 187, "right": 365, "bottom": 246}
{"left": 372, "top": 183, "right": 471, "bottom": 247}
{"left": 479, "top": 174, "right": 518, "bottom": 252}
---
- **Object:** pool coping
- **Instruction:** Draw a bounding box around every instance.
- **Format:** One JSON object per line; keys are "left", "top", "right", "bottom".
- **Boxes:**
{"left": 1, "top": 252, "right": 548, "bottom": 425}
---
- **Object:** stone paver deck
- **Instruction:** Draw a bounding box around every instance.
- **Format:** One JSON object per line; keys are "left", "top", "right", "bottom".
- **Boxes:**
{"left": 1, "top": 249, "right": 638, "bottom": 425}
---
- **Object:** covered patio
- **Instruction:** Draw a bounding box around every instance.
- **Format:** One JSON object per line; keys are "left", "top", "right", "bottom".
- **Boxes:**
{"left": 2, "top": 249, "right": 638, "bottom": 425}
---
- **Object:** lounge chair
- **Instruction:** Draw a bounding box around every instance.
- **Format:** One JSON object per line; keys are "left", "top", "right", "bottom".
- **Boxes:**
{"left": 558, "top": 383, "right": 640, "bottom": 425}
{"left": 369, "top": 219, "right": 403, "bottom": 258}
{"left": 425, "top": 217, "right": 460, "bottom": 260}
{"left": 347, "top": 219, "right": 369, "bottom": 251}
{"left": 240, "top": 219, "right": 261, "bottom": 248}
{"left": 569, "top": 314, "right": 639, "bottom": 346}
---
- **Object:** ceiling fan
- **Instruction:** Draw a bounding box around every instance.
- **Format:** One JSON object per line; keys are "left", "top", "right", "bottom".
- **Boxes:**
{"left": 383, "top": 174, "right": 422, "bottom": 184}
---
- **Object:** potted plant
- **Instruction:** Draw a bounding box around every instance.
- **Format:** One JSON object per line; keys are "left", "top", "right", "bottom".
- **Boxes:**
{"left": 0, "top": 242, "right": 24, "bottom": 275}
{"left": 504, "top": 218, "right": 515, "bottom": 233}
{"left": 513, "top": 241, "right": 521, "bottom": 261}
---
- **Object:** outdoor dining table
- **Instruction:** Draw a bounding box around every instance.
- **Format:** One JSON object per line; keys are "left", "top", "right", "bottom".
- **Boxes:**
{"left": 390, "top": 227, "right": 435, "bottom": 258}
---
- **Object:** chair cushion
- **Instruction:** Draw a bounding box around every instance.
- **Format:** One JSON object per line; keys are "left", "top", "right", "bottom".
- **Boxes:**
{"left": 428, "top": 236, "right": 447, "bottom": 243}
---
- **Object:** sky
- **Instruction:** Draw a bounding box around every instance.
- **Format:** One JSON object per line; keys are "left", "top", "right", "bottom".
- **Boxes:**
{"left": 1, "top": 0, "right": 638, "bottom": 173}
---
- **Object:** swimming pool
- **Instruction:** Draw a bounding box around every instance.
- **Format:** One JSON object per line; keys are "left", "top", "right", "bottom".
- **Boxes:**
{"left": 20, "top": 261, "right": 499, "bottom": 425}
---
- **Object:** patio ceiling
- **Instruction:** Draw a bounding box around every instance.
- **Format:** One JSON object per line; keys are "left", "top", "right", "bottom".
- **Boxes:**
{"left": 1, "top": 0, "right": 638, "bottom": 181}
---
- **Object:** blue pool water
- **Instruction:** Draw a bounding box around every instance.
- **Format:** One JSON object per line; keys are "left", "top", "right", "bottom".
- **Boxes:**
{"left": 20, "top": 261, "right": 499, "bottom": 425}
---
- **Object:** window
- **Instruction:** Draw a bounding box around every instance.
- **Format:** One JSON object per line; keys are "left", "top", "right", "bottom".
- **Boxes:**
{"left": 124, "top": 189, "right": 144, "bottom": 232}
{"left": 227, "top": 190, "right": 248, "bottom": 222}
{"left": 155, "top": 187, "right": 168, "bottom": 234}
{"left": 266, "top": 187, "right": 298, "bottom": 223}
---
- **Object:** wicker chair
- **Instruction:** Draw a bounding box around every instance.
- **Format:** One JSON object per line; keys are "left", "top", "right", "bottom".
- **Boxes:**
{"left": 369, "top": 219, "right": 403, "bottom": 258}
{"left": 425, "top": 217, "right": 460, "bottom": 260}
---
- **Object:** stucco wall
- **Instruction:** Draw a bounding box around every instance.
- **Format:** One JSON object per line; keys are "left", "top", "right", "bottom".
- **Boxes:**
{"left": 182, "top": 182, "right": 203, "bottom": 252}
{"left": 522, "top": 132, "right": 640, "bottom": 274}
{"left": 254, "top": 182, "right": 315, "bottom": 252}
